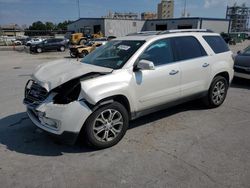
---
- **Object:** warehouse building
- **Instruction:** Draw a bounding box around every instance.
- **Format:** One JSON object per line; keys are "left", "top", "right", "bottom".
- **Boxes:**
{"left": 145, "top": 18, "right": 231, "bottom": 33}
{"left": 67, "top": 17, "right": 231, "bottom": 37}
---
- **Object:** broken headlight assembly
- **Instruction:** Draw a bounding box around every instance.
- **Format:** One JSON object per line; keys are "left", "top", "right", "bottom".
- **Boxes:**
{"left": 53, "top": 79, "right": 81, "bottom": 104}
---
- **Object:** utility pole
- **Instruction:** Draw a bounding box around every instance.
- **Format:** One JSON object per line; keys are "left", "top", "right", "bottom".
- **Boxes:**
{"left": 77, "top": 0, "right": 80, "bottom": 19}
{"left": 183, "top": 0, "right": 187, "bottom": 17}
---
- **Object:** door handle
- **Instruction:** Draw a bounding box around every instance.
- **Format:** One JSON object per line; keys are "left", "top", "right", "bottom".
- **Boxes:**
{"left": 169, "top": 70, "right": 179, "bottom": 75}
{"left": 202, "top": 63, "right": 210, "bottom": 68}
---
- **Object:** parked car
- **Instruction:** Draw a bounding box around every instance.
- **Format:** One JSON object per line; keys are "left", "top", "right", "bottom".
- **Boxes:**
{"left": 221, "top": 33, "right": 231, "bottom": 43}
{"left": 30, "top": 38, "right": 67, "bottom": 53}
{"left": 12, "top": 40, "right": 23, "bottom": 45}
{"left": 23, "top": 29, "right": 234, "bottom": 149}
{"left": 69, "top": 41, "right": 102, "bottom": 58}
{"left": 91, "top": 37, "right": 108, "bottom": 45}
{"left": 26, "top": 38, "right": 43, "bottom": 46}
{"left": 234, "top": 46, "right": 250, "bottom": 79}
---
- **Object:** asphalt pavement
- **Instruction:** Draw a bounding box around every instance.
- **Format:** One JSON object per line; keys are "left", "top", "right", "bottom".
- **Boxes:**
{"left": 0, "top": 46, "right": 250, "bottom": 188}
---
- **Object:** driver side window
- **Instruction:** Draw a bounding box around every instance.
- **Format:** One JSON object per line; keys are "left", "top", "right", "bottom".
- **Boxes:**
{"left": 140, "top": 39, "right": 174, "bottom": 66}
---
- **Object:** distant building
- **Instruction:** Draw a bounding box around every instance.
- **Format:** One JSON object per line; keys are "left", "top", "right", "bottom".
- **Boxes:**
{"left": 68, "top": 17, "right": 230, "bottom": 37}
{"left": 0, "top": 24, "right": 24, "bottom": 37}
{"left": 141, "top": 12, "right": 157, "bottom": 20}
{"left": 226, "top": 3, "right": 250, "bottom": 32}
{"left": 103, "top": 11, "right": 138, "bottom": 20}
{"left": 157, "top": 0, "right": 174, "bottom": 19}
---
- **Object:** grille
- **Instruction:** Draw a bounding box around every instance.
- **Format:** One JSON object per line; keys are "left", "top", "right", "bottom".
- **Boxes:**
{"left": 24, "top": 80, "right": 48, "bottom": 108}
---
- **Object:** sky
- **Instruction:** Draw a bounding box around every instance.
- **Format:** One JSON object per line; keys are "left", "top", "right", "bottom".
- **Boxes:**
{"left": 0, "top": 0, "right": 249, "bottom": 26}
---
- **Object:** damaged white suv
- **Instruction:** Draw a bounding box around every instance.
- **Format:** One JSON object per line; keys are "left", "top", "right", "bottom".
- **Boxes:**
{"left": 24, "top": 30, "right": 234, "bottom": 148}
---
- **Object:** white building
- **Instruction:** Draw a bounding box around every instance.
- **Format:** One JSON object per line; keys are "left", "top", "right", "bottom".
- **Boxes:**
{"left": 67, "top": 17, "right": 231, "bottom": 37}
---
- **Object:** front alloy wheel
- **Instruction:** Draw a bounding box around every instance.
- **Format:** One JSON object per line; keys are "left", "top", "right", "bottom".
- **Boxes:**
{"left": 37, "top": 47, "right": 42, "bottom": 53}
{"left": 84, "top": 102, "right": 129, "bottom": 149}
{"left": 93, "top": 109, "right": 123, "bottom": 142}
{"left": 60, "top": 46, "right": 65, "bottom": 52}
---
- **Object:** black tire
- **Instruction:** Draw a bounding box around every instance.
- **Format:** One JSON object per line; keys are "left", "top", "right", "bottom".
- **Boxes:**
{"left": 83, "top": 102, "right": 129, "bottom": 149}
{"left": 80, "top": 50, "right": 88, "bottom": 58}
{"left": 36, "top": 47, "right": 42, "bottom": 53}
{"left": 203, "top": 76, "right": 228, "bottom": 108}
{"left": 70, "top": 52, "right": 76, "bottom": 58}
{"left": 60, "top": 46, "right": 65, "bottom": 52}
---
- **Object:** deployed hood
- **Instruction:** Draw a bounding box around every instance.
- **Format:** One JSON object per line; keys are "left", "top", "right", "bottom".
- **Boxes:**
{"left": 32, "top": 58, "right": 113, "bottom": 91}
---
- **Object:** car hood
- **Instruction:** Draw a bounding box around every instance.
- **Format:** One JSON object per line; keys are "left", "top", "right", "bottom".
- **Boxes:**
{"left": 32, "top": 58, "right": 113, "bottom": 91}
{"left": 70, "top": 44, "right": 87, "bottom": 49}
{"left": 235, "top": 55, "right": 250, "bottom": 67}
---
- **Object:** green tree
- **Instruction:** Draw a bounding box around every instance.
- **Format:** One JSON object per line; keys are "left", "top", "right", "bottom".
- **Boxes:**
{"left": 29, "top": 21, "right": 46, "bottom": 30}
{"left": 56, "top": 20, "right": 73, "bottom": 30}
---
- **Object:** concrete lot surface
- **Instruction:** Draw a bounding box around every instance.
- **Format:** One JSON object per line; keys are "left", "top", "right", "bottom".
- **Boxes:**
{"left": 0, "top": 43, "right": 250, "bottom": 188}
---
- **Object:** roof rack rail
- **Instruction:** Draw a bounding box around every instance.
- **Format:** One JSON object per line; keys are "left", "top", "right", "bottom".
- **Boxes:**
{"left": 126, "top": 31, "right": 162, "bottom": 36}
{"left": 126, "top": 29, "right": 214, "bottom": 36}
{"left": 159, "top": 29, "right": 214, "bottom": 34}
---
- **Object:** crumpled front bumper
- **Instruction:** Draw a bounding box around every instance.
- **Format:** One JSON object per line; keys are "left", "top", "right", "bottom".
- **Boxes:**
{"left": 26, "top": 99, "right": 92, "bottom": 143}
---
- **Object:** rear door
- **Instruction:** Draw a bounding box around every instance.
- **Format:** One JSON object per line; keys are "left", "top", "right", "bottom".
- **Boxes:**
{"left": 171, "top": 36, "right": 210, "bottom": 97}
{"left": 43, "top": 39, "right": 54, "bottom": 50}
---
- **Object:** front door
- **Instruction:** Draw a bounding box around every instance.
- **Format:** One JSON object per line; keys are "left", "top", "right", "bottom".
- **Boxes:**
{"left": 133, "top": 38, "right": 181, "bottom": 111}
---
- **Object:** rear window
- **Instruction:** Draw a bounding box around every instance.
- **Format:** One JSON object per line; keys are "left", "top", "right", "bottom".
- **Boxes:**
{"left": 203, "top": 36, "right": 229, "bottom": 54}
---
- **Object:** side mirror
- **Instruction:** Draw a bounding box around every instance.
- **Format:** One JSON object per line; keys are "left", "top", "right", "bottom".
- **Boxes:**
{"left": 136, "top": 59, "right": 155, "bottom": 70}
{"left": 237, "top": 50, "right": 241, "bottom": 55}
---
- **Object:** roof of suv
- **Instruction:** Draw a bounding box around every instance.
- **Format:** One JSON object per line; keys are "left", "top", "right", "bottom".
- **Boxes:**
{"left": 114, "top": 29, "right": 219, "bottom": 41}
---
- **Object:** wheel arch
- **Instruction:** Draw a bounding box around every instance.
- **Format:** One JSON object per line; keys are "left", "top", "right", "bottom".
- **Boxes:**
{"left": 213, "top": 71, "right": 230, "bottom": 85}
{"left": 92, "top": 95, "right": 131, "bottom": 120}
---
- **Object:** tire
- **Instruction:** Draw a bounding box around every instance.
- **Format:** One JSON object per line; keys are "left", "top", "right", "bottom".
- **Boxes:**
{"left": 70, "top": 52, "right": 76, "bottom": 58}
{"left": 36, "top": 47, "right": 42, "bottom": 53}
{"left": 80, "top": 50, "right": 88, "bottom": 58}
{"left": 83, "top": 102, "right": 129, "bottom": 149}
{"left": 60, "top": 46, "right": 65, "bottom": 52}
{"left": 203, "top": 76, "right": 228, "bottom": 108}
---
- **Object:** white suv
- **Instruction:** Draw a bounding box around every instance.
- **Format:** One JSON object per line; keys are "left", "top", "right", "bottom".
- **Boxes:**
{"left": 24, "top": 29, "right": 234, "bottom": 148}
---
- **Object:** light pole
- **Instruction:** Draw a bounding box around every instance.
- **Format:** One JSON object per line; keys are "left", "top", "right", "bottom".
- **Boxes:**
{"left": 77, "top": 0, "right": 80, "bottom": 19}
{"left": 183, "top": 0, "right": 187, "bottom": 17}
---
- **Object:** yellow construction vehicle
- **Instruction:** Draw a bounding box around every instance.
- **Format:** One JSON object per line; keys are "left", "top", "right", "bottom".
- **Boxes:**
{"left": 69, "top": 41, "right": 102, "bottom": 58}
{"left": 70, "top": 31, "right": 104, "bottom": 45}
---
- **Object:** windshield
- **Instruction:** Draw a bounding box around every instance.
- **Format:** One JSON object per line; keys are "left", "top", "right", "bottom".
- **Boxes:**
{"left": 81, "top": 40, "right": 145, "bottom": 69}
{"left": 242, "top": 46, "right": 250, "bottom": 55}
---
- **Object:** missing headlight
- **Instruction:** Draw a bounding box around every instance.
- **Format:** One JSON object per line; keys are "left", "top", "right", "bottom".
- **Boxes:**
{"left": 53, "top": 79, "right": 81, "bottom": 104}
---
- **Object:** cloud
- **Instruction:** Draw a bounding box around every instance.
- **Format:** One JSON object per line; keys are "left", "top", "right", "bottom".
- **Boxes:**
{"left": 204, "top": 0, "right": 249, "bottom": 8}
{"left": 204, "top": 0, "right": 220, "bottom": 8}
{"left": 0, "top": 0, "right": 21, "bottom": 3}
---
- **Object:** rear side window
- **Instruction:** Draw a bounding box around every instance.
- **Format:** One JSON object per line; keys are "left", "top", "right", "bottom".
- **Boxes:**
{"left": 55, "top": 39, "right": 63, "bottom": 42}
{"left": 172, "top": 36, "right": 207, "bottom": 61}
{"left": 203, "top": 36, "right": 229, "bottom": 54}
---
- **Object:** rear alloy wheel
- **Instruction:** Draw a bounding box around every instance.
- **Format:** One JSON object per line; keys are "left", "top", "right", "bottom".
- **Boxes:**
{"left": 205, "top": 76, "right": 228, "bottom": 108}
{"left": 60, "top": 46, "right": 65, "bottom": 52}
{"left": 84, "top": 102, "right": 129, "bottom": 149}
{"left": 36, "top": 47, "right": 42, "bottom": 53}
